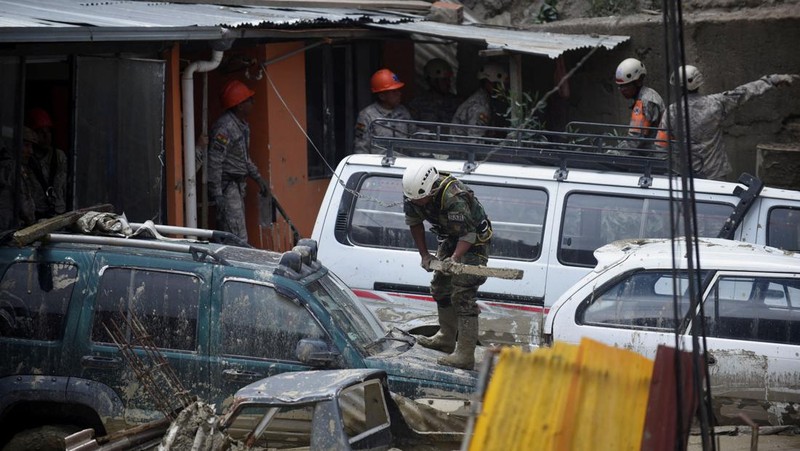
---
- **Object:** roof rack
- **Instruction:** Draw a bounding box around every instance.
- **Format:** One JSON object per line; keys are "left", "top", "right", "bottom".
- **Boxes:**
{"left": 369, "top": 118, "right": 671, "bottom": 188}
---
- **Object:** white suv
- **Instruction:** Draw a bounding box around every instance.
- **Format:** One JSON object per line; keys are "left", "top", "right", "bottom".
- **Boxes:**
{"left": 311, "top": 119, "right": 800, "bottom": 347}
{"left": 543, "top": 237, "right": 800, "bottom": 426}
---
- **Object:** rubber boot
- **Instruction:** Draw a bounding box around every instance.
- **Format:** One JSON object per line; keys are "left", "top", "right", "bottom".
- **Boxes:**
{"left": 416, "top": 306, "right": 457, "bottom": 353}
{"left": 438, "top": 316, "right": 478, "bottom": 370}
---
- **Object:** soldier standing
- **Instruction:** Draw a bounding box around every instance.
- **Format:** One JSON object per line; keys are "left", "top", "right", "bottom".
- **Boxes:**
{"left": 26, "top": 108, "right": 68, "bottom": 219}
{"left": 1, "top": 128, "right": 38, "bottom": 228}
{"left": 656, "top": 66, "right": 798, "bottom": 180}
{"left": 451, "top": 63, "right": 508, "bottom": 141}
{"left": 208, "top": 79, "right": 269, "bottom": 241}
{"left": 354, "top": 69, "right": 415, "bottom": 154}
{"left": 408, "top": 58, "right": 460, "bottom": 131}
{"left": 402, "top": 163, "right": 492, "bottom": 370}
{"left": 613, "top": 58, "right": 665, "bottom": 154}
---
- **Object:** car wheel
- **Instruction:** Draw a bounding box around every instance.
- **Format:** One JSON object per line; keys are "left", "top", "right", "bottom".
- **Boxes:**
{"left": 2, "top": 425, "right": 81, "bottom": 451}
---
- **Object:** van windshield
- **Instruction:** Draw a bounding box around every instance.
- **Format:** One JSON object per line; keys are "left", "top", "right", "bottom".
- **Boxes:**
{"left": 306, "top": 272, "right": 387, "bottom": 353}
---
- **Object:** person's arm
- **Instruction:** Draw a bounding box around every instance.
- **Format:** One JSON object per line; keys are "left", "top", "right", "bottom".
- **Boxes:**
{"left": 719, "top": 74, "right": 798, "bottom": 115}
{"left": 52, "top": 149, "right": 68, "bottom": 214}
{"left": 207, "top": 125, "right": 227, "bottom": 206}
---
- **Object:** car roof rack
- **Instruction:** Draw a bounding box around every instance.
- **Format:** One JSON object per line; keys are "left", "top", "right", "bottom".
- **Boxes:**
{"left": 369, "top": 118, "right": 671, "bottom": 188}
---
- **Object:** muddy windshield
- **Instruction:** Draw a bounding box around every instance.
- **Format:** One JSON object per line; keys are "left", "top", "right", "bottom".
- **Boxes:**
{"left": 307, "top": 272, "right": 387, "bottom": 353}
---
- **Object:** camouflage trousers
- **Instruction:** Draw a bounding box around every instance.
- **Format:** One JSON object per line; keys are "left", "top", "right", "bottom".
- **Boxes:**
{"left": 430, "top": 238, "right": 490, "bottom": 317}
{"left": 219, "top": 180, "right": 248, "bottom": 241}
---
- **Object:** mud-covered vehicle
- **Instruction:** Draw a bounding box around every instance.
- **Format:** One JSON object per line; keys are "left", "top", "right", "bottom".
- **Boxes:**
{"left": 66, "top": 369, "right": 465, "bottom": 451}
{"left": 0, "top": 219, "right": 477, "bottom": 449}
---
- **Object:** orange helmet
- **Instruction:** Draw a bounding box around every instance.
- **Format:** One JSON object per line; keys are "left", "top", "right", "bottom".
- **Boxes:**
{"left": 27, "top": 108, "right": 53, "bottom": 129}
{"left": 370, "top": 69, "right": 404, "bottom": 93}
{"left": 220, "top": 80, "right": 255, "bottom": 110}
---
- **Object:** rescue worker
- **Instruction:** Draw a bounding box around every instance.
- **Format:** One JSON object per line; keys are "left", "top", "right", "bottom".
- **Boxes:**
{"left": 1, "top": 127, "right": 38, "bottom": 228}
{"left": 656, "top": 66, "right": 798, "bottom": 181}
{"left": 451, "top": 62, "right": 508, "bottom": 141}
{"left": 354, "top": 69, "right": 414, "bottom": 154}
{"left": 403, "top": 163, "right": 492, "bottom": 370}
{"left": 208, "top": 79, "right": 269, "bottom": 241}
{"left": 26, "top": 108, "right": 68, "bottom": 219}
{"left": 408, "top": 58, "right": 460, "bottom": 130}
{"left": 612, "top": 58, "right": 665, "bottom": 154}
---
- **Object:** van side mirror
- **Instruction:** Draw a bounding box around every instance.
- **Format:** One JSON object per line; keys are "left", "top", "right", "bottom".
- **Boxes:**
{"left": 296, "top": 339, "right": 339, "bottom": 367}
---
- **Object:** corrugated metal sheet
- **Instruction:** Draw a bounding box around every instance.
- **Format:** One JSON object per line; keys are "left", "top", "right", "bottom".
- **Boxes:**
{"left": 369, "top": 21, "right": 630, "bottom": 59}
{"left": 0, "top": 0, "right": 416, "bottom": 42}
{"left": 468, "top": 338, "right": 654, "bottom": 450}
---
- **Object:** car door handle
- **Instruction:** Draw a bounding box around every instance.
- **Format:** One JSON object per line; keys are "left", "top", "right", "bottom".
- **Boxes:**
{"left": 81, "top": 355, "right": 123, "bottom": 370}
{"left": 222, "top": 369, "right": 264, "bottom": 382}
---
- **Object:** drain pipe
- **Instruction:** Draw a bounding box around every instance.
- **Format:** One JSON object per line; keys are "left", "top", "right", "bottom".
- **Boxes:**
{"left": 181, "top": 38, "right": 233, "bottom": 228}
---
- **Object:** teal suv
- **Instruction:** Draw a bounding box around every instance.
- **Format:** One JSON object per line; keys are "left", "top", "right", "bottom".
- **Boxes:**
{"left": 0, "top": 223, "right": 477, "bottom": 448}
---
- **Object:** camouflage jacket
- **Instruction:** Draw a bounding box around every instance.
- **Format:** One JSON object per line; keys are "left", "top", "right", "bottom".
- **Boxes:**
{"left": 451, "top": 88, "right": 493, "bottom": 139}
{"left": 404, "top": 173, "right": 489, "bottom": 244}
{"left": 29, "top": 145, "right": 68, "bottom": 216}
{"left": 354, "top": 102, "right": 414, "bottom": 154}
{"left": 618, "top": 86, "right": 665, "bottom": 150}
{"left": 408, "top": 89, "right": 460, "bottom": 127}
{"left": 207, "top": 110, "right": 262, "bottom": 198}
{"left": 659, "top": 76, "right": 779, "bottom": 180}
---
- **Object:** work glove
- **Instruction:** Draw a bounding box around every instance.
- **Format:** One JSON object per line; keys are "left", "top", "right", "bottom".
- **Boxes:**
{"left": 767, "top": 74, "right": 799, "bottom": 87}
{"left": 420, "top": 254, "right": 435, "bottom": 272}
{"left": 256, "top": 177, "right": 270, "bottom": 197}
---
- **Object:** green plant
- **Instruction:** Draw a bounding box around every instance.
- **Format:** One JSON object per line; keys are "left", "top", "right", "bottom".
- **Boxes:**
{"left": 536, "top": 0, "right": 559, "bottom": 23}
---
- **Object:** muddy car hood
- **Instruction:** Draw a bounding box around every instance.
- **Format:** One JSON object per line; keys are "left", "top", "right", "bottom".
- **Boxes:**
{"left": 363, "top": 343, "right": 481, "bottom": 395}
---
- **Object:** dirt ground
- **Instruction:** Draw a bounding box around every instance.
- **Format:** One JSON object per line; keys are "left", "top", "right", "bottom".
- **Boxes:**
{"left": 687, "top": 427, "right": 800, "bottom": 450}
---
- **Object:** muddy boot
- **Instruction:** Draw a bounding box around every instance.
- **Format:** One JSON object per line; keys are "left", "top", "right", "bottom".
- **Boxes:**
{"left": 416, "top": 306, "right": 456, "bottom": 353}
{"left": 438, "top": 316, "right": 478, "bottom": 370}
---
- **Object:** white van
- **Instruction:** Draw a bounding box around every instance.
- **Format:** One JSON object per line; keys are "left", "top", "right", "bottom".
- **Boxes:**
{"left": 311, "top": 119, "right": 800, "bottom": 346}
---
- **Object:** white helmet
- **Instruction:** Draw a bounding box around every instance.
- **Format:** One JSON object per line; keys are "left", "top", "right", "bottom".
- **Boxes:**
{"left": 671, "top": 65, "right": 704, "bottom": 91}
{"left": 615, "top": 58, "right": 647, "bottom": 85}
{"left": 478, "top": 63, "right": 508, "bottom": 84}
{"left": 403, "top": 163, "right": 439, "bottom": 200}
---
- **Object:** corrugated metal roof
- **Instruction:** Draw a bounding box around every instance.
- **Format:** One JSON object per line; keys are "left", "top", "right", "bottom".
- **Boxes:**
{"left": 0, "top": 0, "right": 629, "bottom": 57}
{"left": 0, "top": 0, "right": 417, "bottom": 42}
{"left": 368, "top": 21, "right": 630, "bottom": 59}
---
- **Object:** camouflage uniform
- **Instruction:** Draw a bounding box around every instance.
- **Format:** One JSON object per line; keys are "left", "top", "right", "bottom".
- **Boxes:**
{"left": 208, "top": 110, "right": 263, "bottom": 241}
{"left": 404, "top": 173, "right": 492, "bottom": 316}
{"left": 451, "top": 88, "right": 494, "bottom": 141}
{"left": 354, "top": 102, "right": 414, "bottom": 154}
{"left": 657, "top": 76, "right": 784, "bottom": 181}
{"left": 0, "top": 149, "right": 36, "bottom": 229}
{"left": 28, "top": 144, "right": 68, "bottom": 219}
{"left": 617, "top": 86, "right": 665, "bottom": 152}
{"left": 408, "top": 90, "right": 460, "bottom": 132}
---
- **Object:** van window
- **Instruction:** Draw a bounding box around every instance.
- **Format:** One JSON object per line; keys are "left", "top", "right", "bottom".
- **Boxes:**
{"left": 767, "top": 207, "right": 800, "bottom": 251}
{"left": 350, "top": 175, "right": 547, "bottom": 260}
{"left": 92, "top": 268, "right": 201, "bottom": 351}
{"left": 220, "top": 281, "right": 326, "bottom": 361}
{"left": 706, "top": 275, "right": 800, "bottom": 345}
{"left": 560, "top": 193, "right": 734, "bottom": 266}
{"left": 0, "top": 262, "right": 77, "bottom": 341}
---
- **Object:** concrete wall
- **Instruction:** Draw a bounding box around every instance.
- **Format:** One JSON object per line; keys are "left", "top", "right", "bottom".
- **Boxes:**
{"left": 532, "top": 7, "right": 800, "bottom": 182}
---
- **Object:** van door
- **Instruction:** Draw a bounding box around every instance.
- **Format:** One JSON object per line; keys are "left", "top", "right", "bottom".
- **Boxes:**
{"left": 699, "top": 272, "right": 800, "bottom": 425}
{"left": 207, "top": 270, "right": 335, "bottom": 411}
{"left": 72, "top": 252, "right": 212, "bottom": 423}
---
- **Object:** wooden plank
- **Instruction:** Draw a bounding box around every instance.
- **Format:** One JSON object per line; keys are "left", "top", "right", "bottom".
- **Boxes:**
{"left": 12, "top": 204, "right": 115, "bottom": 247}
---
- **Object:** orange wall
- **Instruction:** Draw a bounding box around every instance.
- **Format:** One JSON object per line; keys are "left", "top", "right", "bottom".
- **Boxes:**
{"left": 256, "top": 42, "right": 328, "bottom": 243}
{"left": 163, "top": 43, "right": 184, "bottom": 226}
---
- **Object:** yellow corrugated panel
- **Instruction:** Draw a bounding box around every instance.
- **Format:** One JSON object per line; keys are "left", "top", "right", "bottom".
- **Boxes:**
{"left": 468, "top": 338, "right": 654, "bottom": 451}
